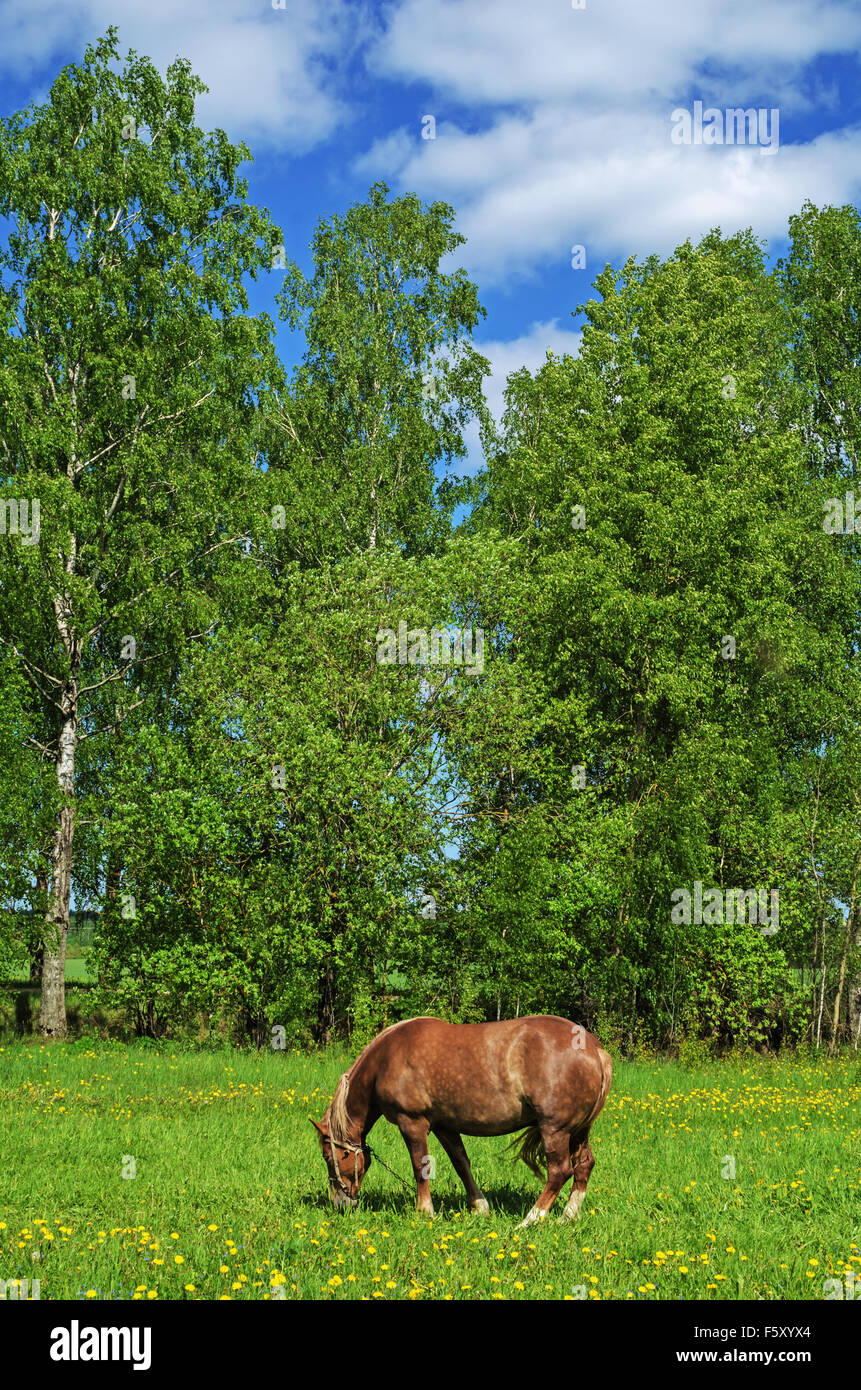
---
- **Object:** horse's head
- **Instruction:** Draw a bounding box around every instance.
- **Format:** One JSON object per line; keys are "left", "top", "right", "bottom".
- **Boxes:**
{"left": 310, "top": 1117, "right": 371, "bottom": 1209}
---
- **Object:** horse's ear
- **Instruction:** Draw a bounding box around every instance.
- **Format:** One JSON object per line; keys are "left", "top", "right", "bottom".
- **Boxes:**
{"left": 309, "top": 1118, "right": 326, "bottom": 1136}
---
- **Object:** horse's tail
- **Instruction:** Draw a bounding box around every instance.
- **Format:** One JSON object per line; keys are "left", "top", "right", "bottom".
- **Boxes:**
{"left": 570, "top": 1046, "right": 613, "bottom": 1139}
{"left": 589, "top": 1047, "right": 613, "bottom": 1126}
{"left": 506, "top": 1123, "right": 546, "bottom": 1178}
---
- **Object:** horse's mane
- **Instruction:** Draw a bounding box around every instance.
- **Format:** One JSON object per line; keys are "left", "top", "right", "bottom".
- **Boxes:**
{"left": 327, "top": 1018, "right": 421, "bottom": 1143}
{"left": 328, "top": 1072, "right": 352, "bottom": 1144}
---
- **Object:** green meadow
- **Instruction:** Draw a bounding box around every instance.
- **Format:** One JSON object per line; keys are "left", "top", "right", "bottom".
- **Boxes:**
{"left": 0, "top": 1042, "right": 858, "bottom": 1301}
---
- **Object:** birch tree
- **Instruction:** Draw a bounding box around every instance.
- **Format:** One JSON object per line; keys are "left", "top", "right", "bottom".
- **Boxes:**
{"left": 0, "top": 29, "right": 281, "bottom": 1036}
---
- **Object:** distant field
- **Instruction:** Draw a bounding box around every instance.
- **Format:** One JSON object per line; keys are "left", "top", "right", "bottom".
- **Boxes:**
{"left": 63, "top": 958, "right": 95, "bottom": 983}
{"left": 0, "top": 1044, "right": 858, "bottom": 1301}
{"left": 2, "top": 953, "right": 96, "bottom": 987}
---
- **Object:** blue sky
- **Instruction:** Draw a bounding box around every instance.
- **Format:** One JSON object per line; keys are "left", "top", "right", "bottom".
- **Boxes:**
{"left": 2, "top": 0, "right": 861, "bottom": 467}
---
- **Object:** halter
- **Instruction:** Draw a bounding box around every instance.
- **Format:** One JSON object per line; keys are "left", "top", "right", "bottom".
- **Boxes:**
{"left": 328, "top": 1136, "right": 413, "bottom": 1194}
{"left": 327, "top": 1134, "right": 370, "bottom": 1196}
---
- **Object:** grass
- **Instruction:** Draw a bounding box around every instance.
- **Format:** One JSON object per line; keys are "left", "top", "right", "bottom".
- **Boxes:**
{"left": 62, "top": 957, "right": 94, "bottom": 983}
{"left": 0, "top": 1041, "right": 858, "bottom": 1301}
{"left": 2, "top": 947, "right": 96, "bottom": 986}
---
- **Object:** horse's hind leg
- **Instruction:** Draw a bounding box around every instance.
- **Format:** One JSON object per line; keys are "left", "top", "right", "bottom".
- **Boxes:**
{"left": 518, "top": 1127, "right": 574, "bottom": 1228}
{"left": 433, "top": 1128, "right": 490, "bottom": 1213}
{"left": 559, "top": 1133, "right": 595, "bottom": 1222}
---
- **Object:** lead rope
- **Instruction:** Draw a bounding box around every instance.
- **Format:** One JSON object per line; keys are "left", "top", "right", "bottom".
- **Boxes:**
{"left": 364, "top": 1141, "right": 413, "bottom": 1193}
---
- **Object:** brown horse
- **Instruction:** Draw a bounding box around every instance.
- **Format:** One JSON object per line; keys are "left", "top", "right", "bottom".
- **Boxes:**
{"left": 310, "top": 1015, "right": 612, "bottom": 1226}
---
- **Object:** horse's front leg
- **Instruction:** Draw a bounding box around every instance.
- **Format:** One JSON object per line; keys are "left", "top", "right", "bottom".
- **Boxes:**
{"left": 433, "top": 1128, "right": 490, "bottom": 1213}
{"left": 518, "top": 1128, "right": 571, "bottom": 1228}
{"left": 396, "top": 1115, "right": 435, "bottom": 1216}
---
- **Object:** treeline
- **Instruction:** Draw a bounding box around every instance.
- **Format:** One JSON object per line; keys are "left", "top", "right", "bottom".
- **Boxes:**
{"left": 0, "top": 31, "right": 858, "bottom": 1052}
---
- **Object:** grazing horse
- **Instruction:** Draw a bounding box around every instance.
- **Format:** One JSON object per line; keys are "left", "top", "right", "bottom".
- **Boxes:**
{"left": 310, "top": 1015, "right": 612, "bottom": 1226}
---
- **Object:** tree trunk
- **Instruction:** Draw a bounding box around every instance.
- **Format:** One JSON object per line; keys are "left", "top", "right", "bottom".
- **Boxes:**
{"left": 29, "top": 942, "right": 44, "bottom": 984}
{"left": 135, "top": 996, "right": 163, "bottom": 1039}
{"left": 847, "top": 919, "right": 861, "bottom": 1052}
{"left": 496, "top": 925, "right": 508, "bottom": 1021}
{"left": 815, "top": 907, "right": 827, "bottom": 1049}
{"left": 830, "top": 861, "right": 859, "bottom": 1056}
{"left": 39, "top": 690, "right": 78, "bottom": 1040}
{"left": 29, "top": 863, "right": 48, "bottom": 982}
{"left": 314, "top": 962, "right": 336, "bottom": 1046}
{"left": 829, "top": 918, "right": 849, "bottom": 1055}
{"left": 101, "top": 851, "right": 122, "bottom": 981}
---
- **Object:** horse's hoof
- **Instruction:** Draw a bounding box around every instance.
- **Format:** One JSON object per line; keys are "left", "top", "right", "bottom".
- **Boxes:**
{"left": 517, "top": 1205, "right": 547, "bottom": 1229}
{"left": 471, "top": 1198, "right": 491, "bottom": 1214}
{"left": 559, "top": 1190, "right": 585, "bottom": 1222}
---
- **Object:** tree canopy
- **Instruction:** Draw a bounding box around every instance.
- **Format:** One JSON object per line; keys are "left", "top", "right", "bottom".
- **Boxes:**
{"left": 0, "top": 31, "right": 858, "bottom": 1053}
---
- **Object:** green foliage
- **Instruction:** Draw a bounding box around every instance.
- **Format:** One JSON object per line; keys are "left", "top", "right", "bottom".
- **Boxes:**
{"left": 687, "top": 920, "right": 799, "bottom": 1049}
{"left": 0, "top": 31, "right": 859, "bottom": 1051}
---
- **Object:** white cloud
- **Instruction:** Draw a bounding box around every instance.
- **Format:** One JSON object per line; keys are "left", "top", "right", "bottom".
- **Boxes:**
{"left": 0, "top": 0, "right": 362, "bottom": 153}
{"left": 363, "top": 0, "right": 861, "bottom": 283}
{"left": 372, "top": 0, "right": 861, "bottom": 109}
{"left": 456, "top": 319, "right": 582, "bottom": 474}
{"left": 6, "top": 0, "right": 860, "bottom": 289}
{"left": 476, "top": 319, "right": 582, "bottom": 425}
{"left": 358, "top": 105, "right": 861, "bottom": 283}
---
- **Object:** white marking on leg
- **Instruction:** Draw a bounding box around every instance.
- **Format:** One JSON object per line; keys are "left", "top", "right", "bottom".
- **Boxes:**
{"left": 471, "top": 1196, "right": 490, "bottom": 1214}
{"left": 560, "top": 1188, "right": 585, "bottom": 1222}
{"left": 518, "top": 1204, "right": 548, "bottom": 1229}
